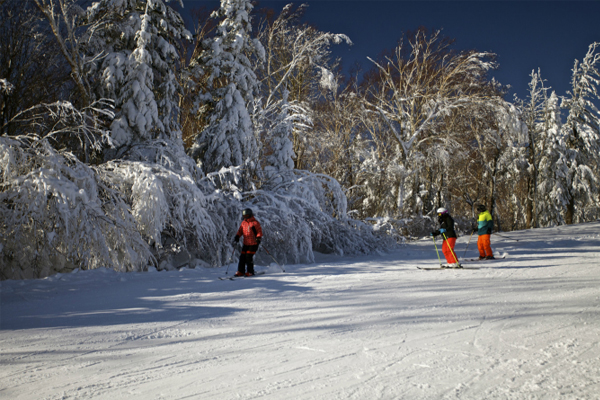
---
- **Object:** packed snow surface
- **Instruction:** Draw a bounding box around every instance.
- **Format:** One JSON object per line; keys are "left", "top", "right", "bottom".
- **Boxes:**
{"left": 2, "top": 222, "right": 600, "bottom": 399}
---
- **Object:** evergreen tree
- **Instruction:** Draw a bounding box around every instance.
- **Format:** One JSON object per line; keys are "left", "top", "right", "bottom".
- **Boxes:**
{"left": 264, "top": 90, "right": 296, "bottom": 170}
{"left": 189, "top": 0, "right": 264, "bottom": 173}
{"left": 537, "top": 91, "right": 568, "bottom": 226}
{"left": 561, "top": 42, "right": 600, "bottom": 223}
{"left": 84, "top": 0, "right": 191, "bottom": 152}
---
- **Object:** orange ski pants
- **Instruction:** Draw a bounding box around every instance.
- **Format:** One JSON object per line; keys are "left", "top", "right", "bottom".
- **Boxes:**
{"left": 477, "top": 234, "right": 494, "bottom": 258}
{"left": 442, "top": 237, "right": 458, "bottom": 264}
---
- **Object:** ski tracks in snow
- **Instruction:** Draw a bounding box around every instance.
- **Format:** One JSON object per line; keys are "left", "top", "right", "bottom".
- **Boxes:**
{"left": 2, "top": 222, "right": 600, "bottom": 399}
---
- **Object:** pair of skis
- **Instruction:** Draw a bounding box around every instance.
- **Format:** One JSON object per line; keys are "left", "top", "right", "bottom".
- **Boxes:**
{"left": 418, "top": 255, "right": 506, "bottom": 270}
{"left": 219, "top": 271, "right": 266, "bottom": 281}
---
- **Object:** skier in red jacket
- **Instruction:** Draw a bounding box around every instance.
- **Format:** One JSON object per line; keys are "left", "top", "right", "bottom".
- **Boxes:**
{"left": 233, "top": 208, "right": 263, "bottom": 276}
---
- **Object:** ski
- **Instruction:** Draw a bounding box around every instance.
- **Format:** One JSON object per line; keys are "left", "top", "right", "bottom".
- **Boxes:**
{"left": 219, "top": 271, "right": 266, "bottom": 280}
{"left": 418, "top": 266, "right": 480, "bottom": 270}
{"left": 462, "top": 255, "right": 506, "bottom": 262}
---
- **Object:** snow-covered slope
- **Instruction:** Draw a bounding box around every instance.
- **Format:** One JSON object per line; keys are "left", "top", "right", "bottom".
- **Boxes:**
{"left": 2, "top": 222, "right": 600, "bottom": 399}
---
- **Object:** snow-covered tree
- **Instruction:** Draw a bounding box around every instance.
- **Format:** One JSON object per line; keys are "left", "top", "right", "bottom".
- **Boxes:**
{"left": 561, "top": 42, "right": 600, "bottom": 224}
{"left": 262, "top": 90, "right": 296, "bottom": 170}
{"left": 84, "top": 0, "right": 192, "bottom": 153}
{"left": 310, "top": 83, "right": 362, "bottom": 192}
{"left": 0, "top": 97, "right": 238, "bottom": 279}
{"left": 253, "top": 3, "right": 351, "bottom": 171}
{"left": 189, "top": 0, "right": 264, "bottom": 174}
{"left": 0, "top": 101, "right": 152, "bottom": 279}
{"left": 513, "top": 70, "right": 576, "bottom": 228}
{"left": 487, "top": 101, "right": 528, "bottom": 230}
{"left": 536, "top": 91, "right": 568, "bottom": 226}
{"left": 514, "top": 69, "right": 550, "bottom": 228}
{"left": 361, "top": 28, "right": 500, "bottom": 219}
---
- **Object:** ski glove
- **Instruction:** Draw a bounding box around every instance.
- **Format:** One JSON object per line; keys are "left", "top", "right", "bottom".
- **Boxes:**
{"left": 439, "top": 228, "right": 446, "bottom": 233}
{"left": 233, "top": 235, "right": 240, "bottom": 244}
{"left": 256, "top": 237, "right": 262, "bottom": 245}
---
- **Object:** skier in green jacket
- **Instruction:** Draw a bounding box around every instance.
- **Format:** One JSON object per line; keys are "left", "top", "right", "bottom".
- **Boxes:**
{"left": 474, "top": 204, "right": 495, "bottom": 260}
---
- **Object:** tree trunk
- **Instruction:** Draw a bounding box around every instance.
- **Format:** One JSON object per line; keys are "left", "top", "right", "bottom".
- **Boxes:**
{"left": 525, "top": 176, "right": 534, "bottom": 229}
{"left": 565, "top": 196, "right": 575, "bottom": 225}
{"left": 565, "top": 125, "right": 578, "bottom": 225}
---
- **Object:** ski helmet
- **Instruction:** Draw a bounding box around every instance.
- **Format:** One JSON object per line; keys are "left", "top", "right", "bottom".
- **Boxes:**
{"left": 476, "top": 204, "right": 486, "bottom": 212}
{"left": 436, "top": 207, "right": 448, "bottom": 215}
{"left": 242, "top": 208, "right": 253, "bottom": 218}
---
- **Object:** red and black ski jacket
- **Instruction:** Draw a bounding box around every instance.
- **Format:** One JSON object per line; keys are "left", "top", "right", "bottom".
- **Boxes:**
{"left": 235, "top": 217, "right": 263, "bottom": 246}
{"left": 433, "top": 214, "right": 457, "bottom": 239}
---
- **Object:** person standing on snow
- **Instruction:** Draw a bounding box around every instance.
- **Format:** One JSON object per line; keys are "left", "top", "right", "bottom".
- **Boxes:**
{"left": 473, "top": 204, "right": 495, "bottom": 260}
{"left": 431, "top": 207, "right": 461, "bottom": 268}
{"left": 233, "top": 208, "right": 263, "bottom": 276}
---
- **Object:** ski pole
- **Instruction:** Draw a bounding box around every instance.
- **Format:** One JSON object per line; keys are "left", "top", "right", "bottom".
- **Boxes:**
{"left": 262, "top": 246, "right": 285, "bottom": 272}
{"left": 431, "top": 235, "right": 443, "bottom": 268}
{"left": 463, "top": 230, "right": 474, "bottom": 258}
{"left": 442, "top": 232, "right": 461, "bottom": 265}
{"left": 494, "top": 232, "right": 519, "bottom": 242}
{"left": 225, "top": 246, "right": 236, "bottom": 275}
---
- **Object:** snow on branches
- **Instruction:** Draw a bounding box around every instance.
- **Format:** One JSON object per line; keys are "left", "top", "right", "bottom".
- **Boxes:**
{"left": 189, "top": 0, "right": 263, "bottom": 174}
{"left": 85, "top": 0, "right": 192, "bottom": 151}
{"left": 246, "top": 169, "right": 393, "bottom": 266}
{"left": 0, "top": 134, "right": 151, "bottom": 279}
{"left": 21, "top": 2, "right": 600, "bottom": 279}
{"left": 561, "top": 42, "right": 600, "bottom": 224}
{"left": 361, "top": 28, "right": 501, "bottom": 219}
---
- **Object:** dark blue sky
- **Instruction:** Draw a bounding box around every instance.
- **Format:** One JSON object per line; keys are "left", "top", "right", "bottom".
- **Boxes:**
{"left": 181, "top": 0, "right": 600, "bottom": 100}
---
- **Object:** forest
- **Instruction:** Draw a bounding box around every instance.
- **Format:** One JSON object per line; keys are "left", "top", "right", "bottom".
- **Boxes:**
{"left": 1, "top": 0, "right": 599, "bottom": 279}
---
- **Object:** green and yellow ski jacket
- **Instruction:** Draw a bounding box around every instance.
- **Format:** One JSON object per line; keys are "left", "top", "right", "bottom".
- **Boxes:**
{"left": 477, "top": 210, "right": 493, "bottom": 235}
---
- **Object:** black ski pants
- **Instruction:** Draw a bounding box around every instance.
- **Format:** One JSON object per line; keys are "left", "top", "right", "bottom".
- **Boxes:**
{"left": 238, "top": 244, "right": 259, "bottom": 274}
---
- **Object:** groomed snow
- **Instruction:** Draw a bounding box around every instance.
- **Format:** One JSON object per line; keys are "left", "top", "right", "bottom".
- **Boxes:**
{"left": 2, "top": 222, "right": 600, "bottom": 399}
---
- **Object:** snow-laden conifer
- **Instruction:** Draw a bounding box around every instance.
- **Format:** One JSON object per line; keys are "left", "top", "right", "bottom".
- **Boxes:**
{"left": 85, "top": 0, "right": 191, "bottom": 152}
{"left": 189, "top": 0, "right": 264, "bottom": 174}
{"left": 561, "top": 42, "right": 600, "bottom": 223}
{"left": 263, "top": 91, "right": 297, "bottom": 170}
{"left": 536, "top": 92, "right": 568, "bottom": 226}
{"left": 0, "top": 99, "right": 236, "bottom": 279}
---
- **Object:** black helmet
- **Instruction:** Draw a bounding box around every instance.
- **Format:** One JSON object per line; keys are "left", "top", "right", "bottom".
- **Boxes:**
{"left": 476, "top": 204, "right": 486, "bottom": 212}
{"left": 242, "top": 208, "right": 253, "bottom": 218}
